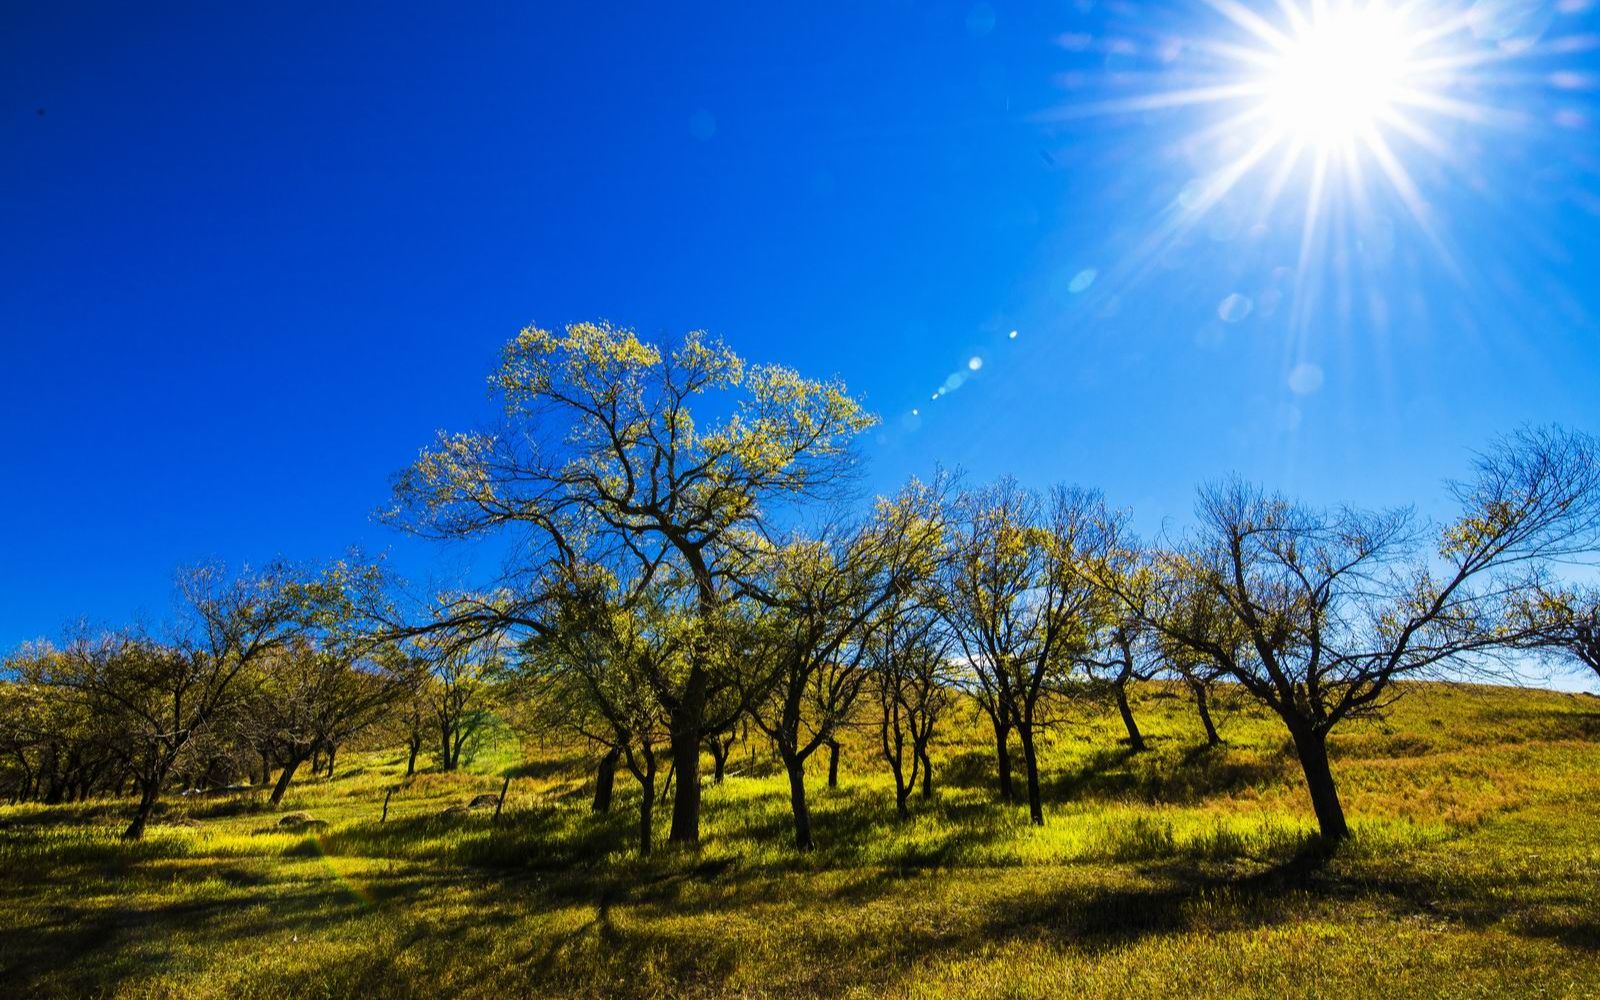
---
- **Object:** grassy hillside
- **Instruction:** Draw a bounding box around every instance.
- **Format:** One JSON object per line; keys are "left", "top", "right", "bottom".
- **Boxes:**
{"left": 2, "top": 681, "right": 1597, "bottom": 999}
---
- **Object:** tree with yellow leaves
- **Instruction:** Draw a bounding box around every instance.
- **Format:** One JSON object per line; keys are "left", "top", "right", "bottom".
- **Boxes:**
{"left": 386, "top": 321, "right": 875, "bottom": 845}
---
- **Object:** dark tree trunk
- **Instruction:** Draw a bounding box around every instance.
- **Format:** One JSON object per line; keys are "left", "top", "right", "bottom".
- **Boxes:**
{"left": 1192, "top": 680, "right": 1222, "bottom": 746}
{"left": 592, "top": 747, "right": 620, "bottom": 814}
{"left": 1114, "top": 682, "right": 1146, "bottom": 751}
{"left": 1018, "top": 722, "right": 1043, "bottom": 826}
{"left": 917, "top": 745, "right": 933, "bottom": 799}
{"left": 441, "top": 724, "right": 455, "bottom": 772}
{"left": 894, "top": 775, "right": 911, "bottom": 820}
{"left": 638, "top": 770, "right": 655, "bottom": 857}
{"left": 325, "top": 745, "right": 337, "bottom": 778}
{"left": 667, "top": 678, "right": 706, "bottom": 845}
{"left": 311, "top": 748, "right": 321, "bottom": 774}
{"left": 826, "top": 740, "right": 840, "bottom": 789}
{"left": 1290, "top": 724, "right": 1348, "bottom": 840}
{"left": 989, "top": 711, "right": 1015, "bottom": 801}
{"left": 269, "top": 755, "right": 304, "bottom": 805}
{"left": 784, "top": 755, "right": 813, "bottom": 850}
{"left": 260, "top": 752, "right": 272, "bottom": 787}
{"left": 708, "top": 739, "right": 727, "bottom": 784}
{"left": 406, "top": 737, "right": 420, "bottom": 776}
{"left": 123, "top": 782, "right": 158, "bottom": 840}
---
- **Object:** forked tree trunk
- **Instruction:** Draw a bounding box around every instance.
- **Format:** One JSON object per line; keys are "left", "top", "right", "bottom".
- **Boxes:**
{"left": 784, "top": 754, "right": 813, "bottom": 850}
{"left": 325, "top": 745, "right": 337, "bottom": 778}
{"left": 917, "top": 745, "right": 933, "bottom": 799}
{"left": 1114, "top": 682, "right": 1146, "bottom": 751}
{"left": 1289, "top": 723, "right": 1348, "bottom": 840}
{"left": 593, "top": 747, "right": 620, "bottom": 813}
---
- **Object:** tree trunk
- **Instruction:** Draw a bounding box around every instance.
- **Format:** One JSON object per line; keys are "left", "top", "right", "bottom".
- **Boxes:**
{"left": 1290, "top": 724, "right": 1348, "bottom": 840}
{"left": 592, "top": 748, "right": 620, "bottom": 814}
{"left": 260, "top": 752, "right": 272, "bottom": 787}
{"left": 667, "top": 679, "right": 706, "bottom": 846}
{"left": 785, "top": 754, "right": 814, "bottom": 850}
{"left": 325, "top": 745, "right": 337, "bottom": 778}
{"left": 269, "top": 755, "right": 304, "bottom": 805}
{"left": 1192, "top": 681, "right": 1221, "bottom": 746}
{"left": 406, "top": 738, "right": 420, "bottom": 776}
{"left": 918, "top": 745, "right": 933, "bottom": 799}
{"left": 1018, "top": 722, "right": 1043, "bottom": 826}
{"left": 708, "top": 739, "right": 727, "bottom": 784}
{"left": 123, "top": 780, "right": 159, "bottom": 840}
{"left": 989, "top": 711, "right": 1015, "bottom": 801}
{"left": 1114, "top": 682, "right": 1146, "bottom": 751}
{"left": 826, "top": 740, "right": 840, "bottom": 789}
{"left": 638, "top": 771, "right": 655, "bottom": 857}
{"left": 894, "top": 776, "right": 911, "bottom": 821}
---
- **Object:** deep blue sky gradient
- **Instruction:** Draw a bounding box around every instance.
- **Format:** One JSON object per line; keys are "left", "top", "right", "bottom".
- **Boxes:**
{"left": 4, "top": 3, "right": 1599, "bottom": 689}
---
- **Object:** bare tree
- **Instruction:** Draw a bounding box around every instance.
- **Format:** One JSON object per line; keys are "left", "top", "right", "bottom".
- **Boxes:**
{"left": 1113, "top": 427, "right": 1600, "bottom": 840}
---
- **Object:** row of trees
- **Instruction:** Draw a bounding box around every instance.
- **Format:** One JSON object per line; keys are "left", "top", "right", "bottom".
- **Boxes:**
{"left": 380, "top": 323, "right": 1600, "bottom": 851}
{"left": 5, "top": 322, "right": 1598, "bottom": 854}
{"left": 0, "top": 564, "right": 506, "bottom": 837}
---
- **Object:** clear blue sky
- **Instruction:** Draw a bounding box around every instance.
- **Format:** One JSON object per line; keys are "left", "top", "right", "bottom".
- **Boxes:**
{"left": 4, "top": 2, "right": 1599, "bottom": 688}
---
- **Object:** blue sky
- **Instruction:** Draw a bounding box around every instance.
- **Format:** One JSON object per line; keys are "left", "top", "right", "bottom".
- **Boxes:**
{"left": 4, "top": 2, "right": 1599, "bottom": 687}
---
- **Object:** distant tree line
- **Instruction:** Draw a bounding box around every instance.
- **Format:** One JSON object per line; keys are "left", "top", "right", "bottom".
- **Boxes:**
{"left": 4, "top": 322, "right": 1598, "bottom": 853}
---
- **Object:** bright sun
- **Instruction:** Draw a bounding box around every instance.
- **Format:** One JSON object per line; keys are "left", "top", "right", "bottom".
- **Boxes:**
{"left": 1263, "top": 4, "right": 1418, "bottom": 147}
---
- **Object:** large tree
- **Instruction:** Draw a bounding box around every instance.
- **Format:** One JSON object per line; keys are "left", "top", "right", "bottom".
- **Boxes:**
{"left": 1115, "top": 428, "right": 1600, "bottom": 840}
{"left": 385, "top": 321, "right": 874, "bottom": 844}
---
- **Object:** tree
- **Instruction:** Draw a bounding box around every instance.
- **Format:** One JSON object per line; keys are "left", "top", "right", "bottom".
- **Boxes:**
{"left": 944, "top": 480, "right": 1118, "bottom": 825}
{"left": 1116, "top": 427, "right": 1600, "bottom": 840}
{"left": 870, "top": 599, "right": 953, "bottom": 818}
{"left": 1082, "top": 615, "right": 1156, "bottom": 752}
{"left": 423, "top": 638, "right": 499, "bottom": 771}
{"left": 385, "top": 320, "right": 874, "bottom": 845}
{"left": 246, "top": 639, "right": 408, "bottom": 804}
{"left": 1511, "top": 584, "right": 1600, "bottom": 681}
{"left": 746, "top": 479, "right": 944, "bottom": 849}
{"left": 525, "top": 562, "right": 682, "bottom": 856}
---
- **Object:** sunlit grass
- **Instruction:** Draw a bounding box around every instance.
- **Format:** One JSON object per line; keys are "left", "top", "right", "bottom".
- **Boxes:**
{"left": 2, "top": 681, "right": 1596, "bottom": 998}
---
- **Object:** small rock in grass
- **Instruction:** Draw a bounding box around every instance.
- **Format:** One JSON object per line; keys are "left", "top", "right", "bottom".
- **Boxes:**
{"left": 468, "top": 793, "right": 501, "bottom": 809}
{"left": 277, "top": 812, "right": 326, "bottom": 829}
{"left": 439, "top": 804, "right": 472, "bottom": 819}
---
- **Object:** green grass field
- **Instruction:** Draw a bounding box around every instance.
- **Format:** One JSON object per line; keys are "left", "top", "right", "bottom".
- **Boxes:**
{"left": 3, "top": 681, "right": 1597, "bottom": 999}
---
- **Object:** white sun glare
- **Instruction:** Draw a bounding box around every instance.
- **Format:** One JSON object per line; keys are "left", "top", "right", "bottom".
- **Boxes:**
{"left": 1261, "top": 4, "right": 1418, "bottom": 147}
